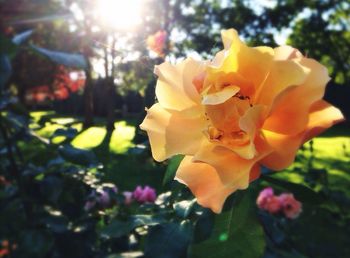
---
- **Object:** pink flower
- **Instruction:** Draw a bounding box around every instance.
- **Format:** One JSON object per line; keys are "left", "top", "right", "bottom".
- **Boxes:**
{"left": 147, "top": 30, "right": 167, "bottom": 57}
{"left": 133, "top": 185, "right": 157, "bottom": 203}
{"left": 278, "top": 193, "right": 302, "bottom": 219}
{"left": 256, "top": 187, "right": 274, "bottom": 210}
{"left": 265, "top": 196, "right": 282, "bottom": 214}
{"left": 123, "top": 191, "right": 134, "bottom": 205}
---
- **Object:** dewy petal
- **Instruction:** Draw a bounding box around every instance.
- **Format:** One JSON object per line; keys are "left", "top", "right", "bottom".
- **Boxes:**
{"left": 175, "top": 156, "right": 239, "bottom": 213}
{"left": 303, "top": 100, "right": 344, "bottom": 142}
{"left": 140, "top": 103, "right": 206, "bottom": 162}
{"left": 263, "top": 58, "right": 330, "bottom": 135}
{"left": 201, "top": 85, "right": 240, "bottom": 105}
{"left": 155, "top": 58, "right": 205, "bottom": 112}
{"left": 210, "top": 29, "right": 274, "bottom": 90}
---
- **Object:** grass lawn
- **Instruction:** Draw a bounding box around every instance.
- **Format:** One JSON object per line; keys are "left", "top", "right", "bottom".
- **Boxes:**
{"left": 28, "top": 111, "right": 349, "bottom": 193}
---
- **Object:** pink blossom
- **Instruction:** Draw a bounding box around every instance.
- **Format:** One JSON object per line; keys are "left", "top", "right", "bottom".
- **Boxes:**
{"left": 265, "top": 196, "right": 282, "bottom": 214}
{"left": 123, "top": 191, "right": 134, "bottom": 205}
{"left": 278, "top": 193, "right": 302, "bottom": 219}
{"left": 256, "top": 187, "right": 274, "bottom": 210}
{"left": 147, "top": 30, "right": 167, "bottom": 57}
{"left": 133, "top": 185, "right": 157, "bottom": 203}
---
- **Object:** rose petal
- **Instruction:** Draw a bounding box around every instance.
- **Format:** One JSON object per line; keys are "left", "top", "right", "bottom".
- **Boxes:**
{"left": 261, "top": 100, "right": 344, "bottom": 170}
{"left": 175, "top": 156, "right": 248, "bottom": 213}
{"left": 211, "top": 29, "right": 274, "bottom": 90}
{"left": 303, "top": 100, "right": 344, "bottom": 141}
{"left": 260, "top": 129, "right": 304, "bottom": 170}
{"left": 263, "top": 58, "right": 330, "bottom": 134}
{"left": 202, "top": 85, "right": 240, "bottom": 105}
{"left": 155, "top": 58, "right": 205, "bottom": 112}
{"left": 193, "top": 138, "right": 271, "bottom": 187}
{"left": 140, "top": 103, "right": 206, "bottom": 161}
{"left": 255, "top": 59, "right": 310, "bottom": 108}
{"left": 274, "top": 46, "right": 303, "bottom": 60}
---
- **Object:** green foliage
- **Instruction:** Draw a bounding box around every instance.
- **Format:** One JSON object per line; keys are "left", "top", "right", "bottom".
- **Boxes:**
{"left": 190, "top": 191, "right": 265, "bottom": 258}
{"left": 163, "top": 155, "right": 184, "bottom": 185}
{"left": 145, "top": 221, "right": 193, "bottom": 258}
{"left": 262, "top": 175, "right": 323, "bottom": 205}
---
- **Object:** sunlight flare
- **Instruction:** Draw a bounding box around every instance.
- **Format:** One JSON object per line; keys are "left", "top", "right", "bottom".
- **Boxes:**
{"left": 95, "top": 0, "right": 143, "bottom": 30}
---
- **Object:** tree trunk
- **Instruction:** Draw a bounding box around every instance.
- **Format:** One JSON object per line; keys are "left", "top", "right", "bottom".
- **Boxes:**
{"left": 83, "top": 62, "right": 94, "bottom": 129}
{"left": 106, "top": 77, "right": 115, "bottom": 131}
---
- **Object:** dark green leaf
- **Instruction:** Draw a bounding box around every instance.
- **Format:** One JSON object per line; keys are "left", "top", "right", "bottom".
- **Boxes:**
{"left": 173, "top": 199, "right": 196, "bottom": 218}
{"left": 0, "top": 54, "right": 11, "bottom": 89}
{"left": 51, "top": 128, "right": 78, "bottom": 140}
{"left": 0, "top": 34, "right": 17, "bottom": 55}
{"left": 58, "top": 144, "right": 97, "bottom": 166}
{"left": 131, "top": 214, "right": 166, "bottom": 227}
{"left": 145, "top": 221, "right": 193, "bottom": 258}
{"left": 100, "top": 220, "right": 134, "bottom": 239}
{"left": 100, "top": 215, "right": 165, "bottom": 239}
{"left": 19, "top": 230, "right": 54, "bottom": 256}
{"left": 31, "top": 45, "right": 87, "bottom": 69}
{"left": 193, "top": 209, "right": 215, "bottom": 243}
{"left": 261, "top": 175, "right": 323, "bottom": 204}
{"left": 190, "top": 190, "right": 265, "bottom": 258}
{"left": 163, "top": 155, "right": 184, "bottom": 185}
{"left": 40, "top": 176, "right": 63, "bottom": 202}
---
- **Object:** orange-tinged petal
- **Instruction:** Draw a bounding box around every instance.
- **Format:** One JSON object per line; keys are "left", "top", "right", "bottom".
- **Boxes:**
{"left": 263, "top": 58, "right": 329, "bottom": 134}
{"left": 239, "top": 105, "right": 266, "bottom": 133}
{"left": 210, "top": 29, "right": 274, "bottom": 90}
{"left": 202, "top": 85, "right": 240, "bottom": 105}
{"left": 274, "top": 46, "right": 303, "bottom": 60}
{"left": 193, "top": 139, "right": 271, "bottom": 186}
{"left": 155, "top": 58, "right": 204, "bottom": 112}
{"left": 140, "top": 103, "right": 207, "bottom": 162}
{"left": 303, "top": 100, "right": 344, "bottom": 142}
{"left": 260, "top": 130, "right": 304, "bottom": 170}
{"left": 255, "top": 59, "right": 310, "bottom": 107}
{"left": 175, "top": 156, "right": 237, "bottom": 213}
{"left": 261, "top": 100, "right": 344, "bottom": 170}
{"left": 249, "top": 163, "right": 261, "bottom": 182}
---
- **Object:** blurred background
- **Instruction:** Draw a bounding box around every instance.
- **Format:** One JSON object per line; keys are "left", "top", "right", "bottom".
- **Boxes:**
{"left": 0, "top": 0, "right": 349, "bottom": 257}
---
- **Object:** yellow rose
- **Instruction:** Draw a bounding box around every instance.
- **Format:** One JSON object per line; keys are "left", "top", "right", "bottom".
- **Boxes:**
{"left": 140, "top": 29, "right": 344, "bottom": 213}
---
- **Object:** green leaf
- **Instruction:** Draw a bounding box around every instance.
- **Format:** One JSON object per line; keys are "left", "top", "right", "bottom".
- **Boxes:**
{"left": 100, "top": 220, "right": 134, "bottom": 239}
{"left": 145, "top": 221, "right": 193, "bottom": 258}
{"left": 190, "top": 190, "right": 265, "bottom": 258}
{"left": 173, "top": 199, "right": 196, "bottom": 218}
{"left": 51, "top": 128, "right": 78, "bottom": 140}
{"left": 0, "top": 54, "right": 11, "bottom": 90}
{"left": 58, "top": 144, "right": 97, "bottom": 166}
{"left": 20, "top": 230, "right": 54, "bottom": 256}
{"left": 193, "top": 209, "right": 215, "bottom": 243}
{"left": 163, "top": 155, "right": 184, "bottom": 185}
{"left": 30, "top": 45, "right": 87, "bottom": 69}
{"left": 261, "top": 175, "right": 323, "bottom": 204}
{"left": 0, "top": 34, "right": 17, "bottom": 55}
{"left": 131, "top": 214, "right": 166, "bottom": 227}
{"left": 101, "top": 215, "right": 165, "bottom": 239}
